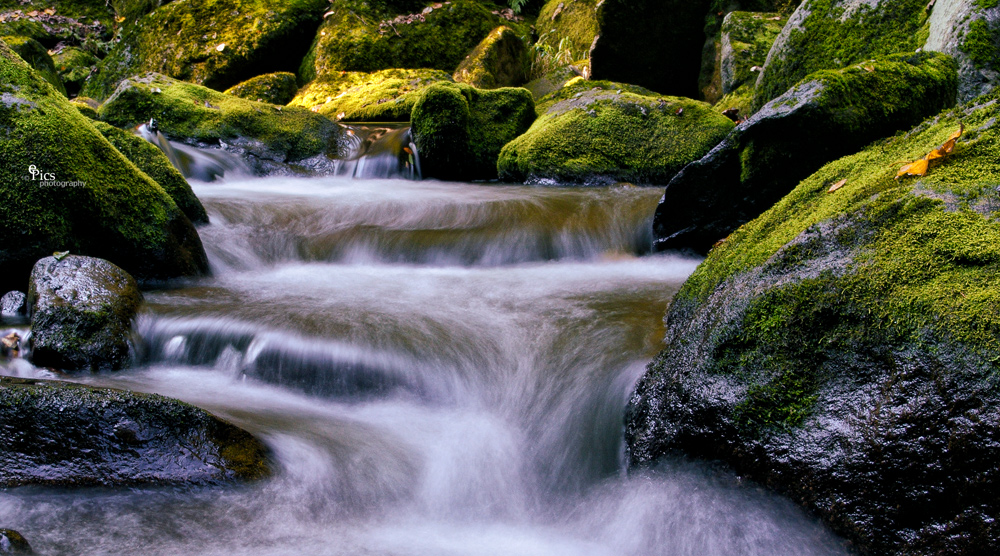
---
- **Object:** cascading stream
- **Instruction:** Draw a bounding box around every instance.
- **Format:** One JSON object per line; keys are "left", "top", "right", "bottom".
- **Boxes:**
{"left": 0, "top": 177, "right": 854, "bottom": 556}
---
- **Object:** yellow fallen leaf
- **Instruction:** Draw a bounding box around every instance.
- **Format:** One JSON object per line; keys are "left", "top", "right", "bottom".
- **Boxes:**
{"left": 827, "top": 179, "right": 847, "bottom": 193}
{"left": 896, "top": 158, "right": 929, "bottom": 180}
{"left": 43, "top": 8, "right": 55, "bottom": 15}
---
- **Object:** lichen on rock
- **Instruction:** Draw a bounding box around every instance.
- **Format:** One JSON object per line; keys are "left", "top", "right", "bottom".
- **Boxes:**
{"left": 223, "top": 71, "right": 300, "bottom": 105}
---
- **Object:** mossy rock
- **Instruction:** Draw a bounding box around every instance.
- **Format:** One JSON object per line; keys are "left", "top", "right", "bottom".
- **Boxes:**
{"left": 589, "top": 0, "right": 712, "bottom": 97}
{"left": 522, "top": 65, "right": 581, "bottom": 101}
{"left": 753, "top": 0, "right": 931, "bottom": 110}
{"left": 925, "top": 0, "right": 1000, "bottom": 102}
{"left": 93, "top": 121, "right": 208, "bottom": 225}
{"left": 300, "top": 0, "right": 527, "bottom": 83}
{"left": 52, "top": 45, "right": 97, "bottom": 97}
{"left": 721, "top": 11, "right": 786, "bottom": 95}
{"left": 628, "top": 85, "right": 1000, "bottom": 556}
{"left": 411, "top": 81, "right": 535, "bottom": 180}
{"left": 654, "top": 51, "right": 958, "bottom": 253}
{"left": 68, "top": 95, "right": 99, "bottom": 119}
{"left": 289, "top": 68, "right": 453, "bottom": 122}
{"left": 28, "top": 255, "right": 142, "bottom": 371}
{"left": 0, "top": 1, "right": 113, "bottom": 46}
{"left": 498, "top": 80, "right": 734, "bottom": 186}
{"left": 0, "top": 376, "right": 270, "bottom": 486}
{"left": 223, "top": 71, "right": 299, "bottom": 105}
{"left": 99, "top": 73, "right": 341, "bottom": 163}
{"left": 0, "top": 39, "right": 208, "bottom": 293}
{"left": 0, "top": 529, "right": 32, "bottom": 555}
{"left": 82, "top": 0, "right": 329, "bottom": 101}
{"left": 2, "top": 35, "right": 66, "bottom": 96}
{"left": 714, "top": 82, "right": 755, "bottom": 119}
{"left": 535, "top": 0, "right": 599, "bottom": 58}
{"left": 453, "top": 26, "right": 529, "bottom": 89}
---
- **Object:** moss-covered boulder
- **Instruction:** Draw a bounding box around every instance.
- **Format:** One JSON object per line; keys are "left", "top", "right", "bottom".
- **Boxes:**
{"left": 535, "top": 0, "right": 599, "bottom": 59}
{"left": 289, "top": 68, "right": 452, "bottom": 121}
{"left": 99, "top": 73, "right": 341, "bottom": 165}
{"left": 925, "top": 0, "right": 1000, "bottom": 102}
{"left": 0, "top": 376, "right": 270, "bottom": 486}
{"left": 654, "top": 52, "right": 957, "bottom": 254}
{"left": 93, "top": 121, "right": 209, "bottom": 225}
{"left": 753, "top": 0, "right": 931, "bottom": 109}
{"left": 498, "top": 80, "right": 734, "bottom": 186}
{"left": 453, "top": 26, "right": 529, "bottom": 89}
{"left": 411, "top": 82, "right": 535, "bottom": 180}
{"left": 0, "top": 39, "right": 208, "bottom": 293}
{"left": 522, "top": 65, "right": 581, "bottom": 101}
{"left": 28, "top": 255, "right": 141, "bottom": 371}
{"left": 83, "top": 0, "right": 329, "bottom": 101}
{"left": 0, "top": 1, "right": 112, "bottom": 46}
{"left": 68, "top": 95, "right": 99, "bottom": 119}
{"left": 223, "top": 71, "right": 299, "bottom": 105}
{"left": 52, "top": 45, "right": 97, "bottom": 97}
{"left": 589, "top": 0, "right": 712, "bottom": 98}
{"left": 721, "top": 11, "right": 786, "bottom": 96}
{"left": 0, "top": 529, "right": 32, "bottom": 555}
{"left": 628, "top": 87, "right": 1000, "bottom": 556}
{"left": 300, "top": 0, "right": 527, "bottom": 82}
{"left": 2, "top": 35, "right": 65, "bottom": 96}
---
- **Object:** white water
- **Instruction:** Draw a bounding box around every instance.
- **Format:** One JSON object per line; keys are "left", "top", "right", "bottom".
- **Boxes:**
{"left": 0, "top": 177, "right": 852, "bottom": 555}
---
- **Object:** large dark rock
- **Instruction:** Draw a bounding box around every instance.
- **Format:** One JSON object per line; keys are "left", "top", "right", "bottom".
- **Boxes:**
{"left": 653, "top": 51, "right": 957, "bottom": 254}
{"left": 0, "top": 39, "right": 209, "bottom": 294}
{"left": 28, "top": 255, "right": 142, "bottom": 372}
{"left": 627, "top": 88, "right": 1000, "bottom": 555}
{"left": 589, "top": 0, "right": 712, "bottom": 98}
{"left": 0, "top": 376, "right": 270, "bottom": 486}
{"left": 0, "top": 529, "right": 32, "bottom": 555}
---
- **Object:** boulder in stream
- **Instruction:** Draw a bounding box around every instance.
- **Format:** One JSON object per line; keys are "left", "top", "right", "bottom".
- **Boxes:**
{"left": 0, "top": 38, "right": 209, "bottom": 293}
{"left": 498, "top": 80, "right": 734, "bottom": 186}
{"left": 628, "top": 86, "right": 1000, "bottom": 555}
{"left": 28, "top": 255, "right": 142, "bottom": 372}
{"left": 0, "top": 529, "right": 32, "bottom": 555}
{"left": 223, "top": 72, "right": 300, "bottom": 106}
{"left": 653, "top": 51, "right": 957, "bottom": 253}
{"left": 0, "top": 376, "right": 270, "bottom": 486}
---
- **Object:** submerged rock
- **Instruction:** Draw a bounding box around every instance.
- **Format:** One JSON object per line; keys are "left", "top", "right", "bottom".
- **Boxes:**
{"left": 0, "top": 529, "right": 32, "bottom": 555}
{"left": 83, "top": 0, "right": 328, "bottom": 100}
{"left": 0, "top": 376, "right": 270, "bottom": 486}
{"left": 223, "top": 72, "right": 300, "bottom": 105}
{"left": 498, "top": 80, "right": 734, "bottom": 186}
{"left": 0, "top": 39, "right": 209, "bottom": 293}
{"left": 653, "top": 51, "right": 957, "bottom": 253}
{"left": 290, "top": 68, "right": 453, "bottom": 122}
{"left": 410, "top": 82, "right": 535, "bottom": 181}
{"left": 28, "top": 255, "right": 142, "bottom": 372}
{"left": 99, "top": 73, "right": 342, "bottom": 167}
{"left": 628, "top": 87, "right": 1000, "bottom": 555}
{"left": 453, "top": 26, "right": 529, "bottom": 89}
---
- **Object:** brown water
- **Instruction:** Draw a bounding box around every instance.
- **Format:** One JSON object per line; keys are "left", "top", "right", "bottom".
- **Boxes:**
{"left": 0, "top": 177, "right": 852, "bottom": 556}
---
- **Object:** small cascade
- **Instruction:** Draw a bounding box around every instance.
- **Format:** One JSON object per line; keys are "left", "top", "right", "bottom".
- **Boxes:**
{"left": 334, "top": 124, "right": 421, "bottom": 180}
{"left": 137, "top": 121, "right": 252, "bottom": 181}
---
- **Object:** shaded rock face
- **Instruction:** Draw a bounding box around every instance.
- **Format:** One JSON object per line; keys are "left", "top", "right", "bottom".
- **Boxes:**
{"left": 753, "top": 0, "right": 930, "bottom": 109}
{"left": 589, "top": 0, "right": 712, "bottom": 98}
{"left": 1, "top": 35, "right": 65, "bottom": 96}
{"left": 653, "top": 51, "right": 957, "bottom": 254}
{"left": 628, "top": 89, "right": 1000, "bottom": 555}
{"left": 83, "top": 0, "right": 328, "bottom": 100}
{"left": 223, "top": 72, "right": 299, "bottom": 105}
{"left": 411, "top": 82, "right": 535, "bottom": 181}
{"left": 28, "top": 255, "right": 142, "bottom": 372}
{"left": 0, "top": 376, "right": 270, "bottom": 486}
{"left": 51, "top": 45, "right": 97, "bottom": 98}
{"left": 290, "top": 68, "right": 453, "bottom": 122}
{"left": 0, "top": 529, "right": 32, "bottom": 555}
{"left": 498, "top": 80, "right": 734, "bottom": 186}
{"left": 720, "top": 11, "right": 786, "bottom": 95}
{"left": 924, "top": 0, "right": 1000, "bottom": 102}
{"left": 0, "top": 39, "right": 209, "bottom": 294}
{"left": 453, "top": 26, "right": 529, "bottom": 89}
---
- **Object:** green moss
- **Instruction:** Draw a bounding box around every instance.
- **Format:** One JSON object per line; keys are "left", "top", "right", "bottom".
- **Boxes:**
{"left": 289, "top": 68, "right": 452, "bottom": 122}
{"left": 453, "top": 25, "right": 529, "bottom": 89}
{"left": 52, "top": 46, "right": 97, "bottom": 96}
{"left": 977, "top": 0, "right": 999, "bottom": 8}
{"left": 535, "top": 0, "right": 598, "bottom": 56}
{"left": 92, "top": 121, "right": 209, "bottom": 225}
{"left": 715, "top": 83, "right": 754, "bottom": 117}
{"left": 223, "top": 72, "right": 299, "bottom": 105}
{"left": 960, "top": 19, "right": 1000, "bottom": 70}
{"left": 754, "top": 0, "right": 929, "bottom": 109}
{"left": 98, "top": 73, "right": 340, "bottom": 162}
{"left": 498, "top": 80, "right": 733, "bottom": 185}
{"left": 522, "top": 65, "right": 579, "bottom": 101}
{"left": 302, "top": 0, "right": 527, "bottom": 82}
{"left": 83, "top": 0, "right": 328, "bottom": 101}
{"left": 411, "top": 81, "right": 535, "bottom": 180}
{"left": 2, "top": 35, "right": 66, "bottom": 96}
{"left": 0, "top": 39, "right": 206, "bottom": 291}
{"left": 69, "top": 96, "right": 100, "bottom": 119}
{"left": 721, "top": 11, "right": 786, "bottom": 94}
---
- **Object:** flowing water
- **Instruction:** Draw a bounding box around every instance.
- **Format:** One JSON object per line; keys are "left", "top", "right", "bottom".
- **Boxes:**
{"left": 0, "top": 177, "right": 852, "bottom": 556}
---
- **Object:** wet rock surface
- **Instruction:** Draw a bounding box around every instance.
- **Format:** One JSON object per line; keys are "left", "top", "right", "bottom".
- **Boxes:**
{"left": 0, "top": 376, "right": 270, "bottom": 486}
{"left": 0, "top": 291, "right": 25, "bottom": 318}
{"left": 28, "top": 255, "right": 142, "bottom": 372}
{"left": 0, "top": 529, "right": 32, "bottom": 555}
